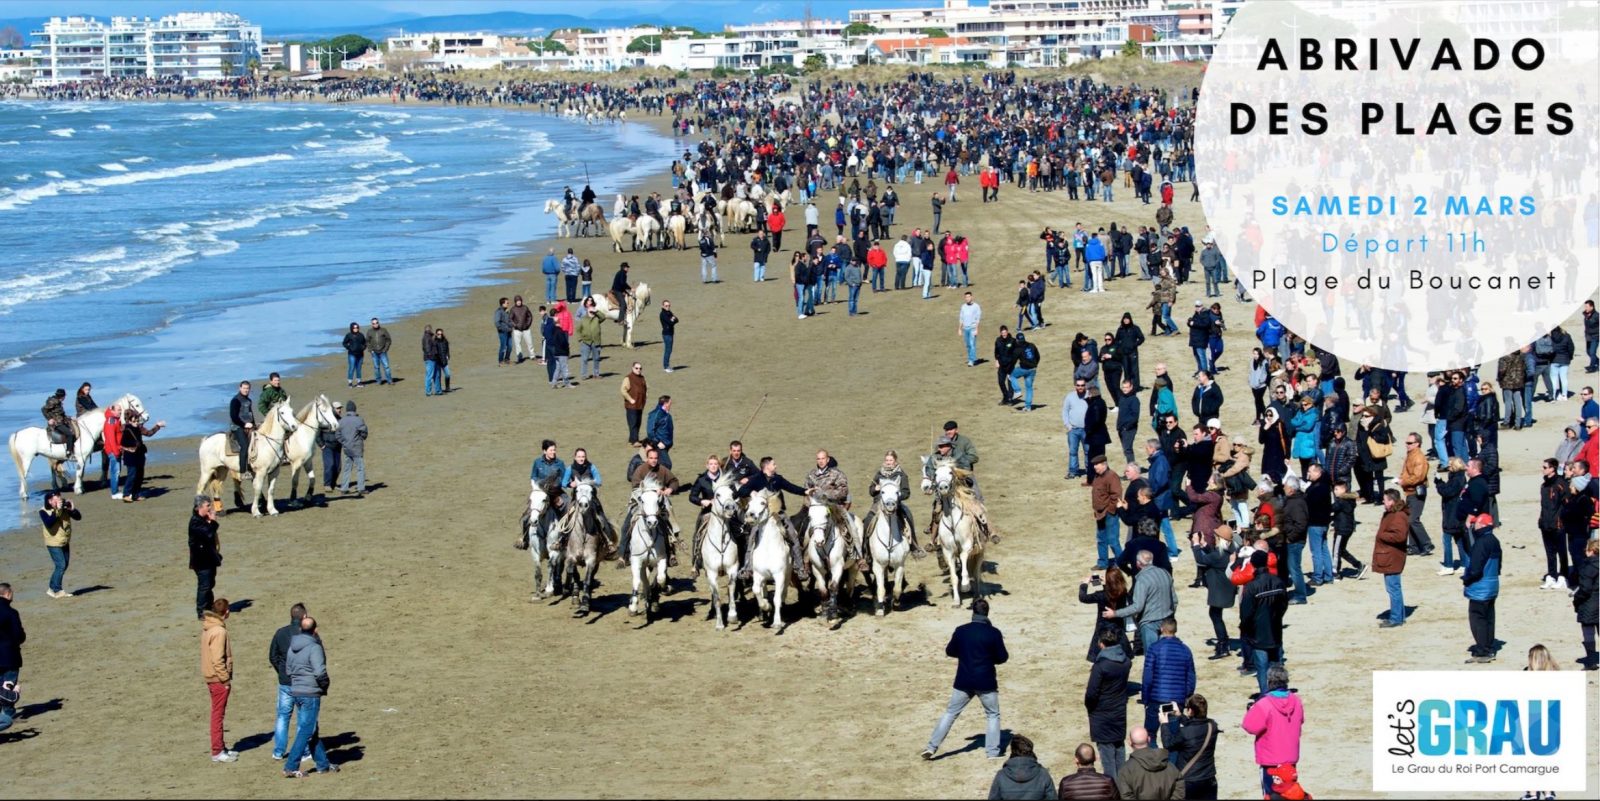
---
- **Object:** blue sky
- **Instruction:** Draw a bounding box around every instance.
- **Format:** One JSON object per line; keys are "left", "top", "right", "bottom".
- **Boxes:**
{"left": 1, "top": 1, "right": 938, "bottom": 31}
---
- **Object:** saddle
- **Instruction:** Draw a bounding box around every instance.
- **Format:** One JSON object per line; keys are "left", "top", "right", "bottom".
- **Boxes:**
{"left": 47, "top": 421, "right": 75, "bottom": 445}
{"left": 222, "top": 433, "right": 258, "bottom": 461}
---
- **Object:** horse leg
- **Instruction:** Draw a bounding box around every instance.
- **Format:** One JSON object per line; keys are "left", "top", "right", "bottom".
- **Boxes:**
{"left": 772, "top": 570, "right": 788, "bottom": 633}
{"left": 708, "top": 566, "right": 724, "bottom": 630}
{"left": 71, "top": 451, "right": 84, "bottom": 495}
{"left": 892, "top": 563, "right": 905, "bottom": 610}
{"left": 264, "top": 471, "right": 280, "bottom": 516}
{"left": 944, "top": 531, "right": 963, "bottom": 608}
{"left": 874, "top": 561, "right": 887, "bottom": 617}
{"left": 628, "top": 556, "right": 643, "bottom": 616}
{"left": 529, "top": 539, "right": 544, "bottom": 600}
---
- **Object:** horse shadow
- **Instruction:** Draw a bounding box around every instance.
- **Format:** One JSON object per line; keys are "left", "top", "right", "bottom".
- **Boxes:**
{"left": 69, "top": 584, "right": 112, "bottom": 596}
{"left": 17, "top": 698, "right": 64, "bottom": 720}
{"left": 0, "top": 728, "right": 40, "bottom": 744}
{"left": 324, "top": 731, "right": 365, "bottom": 765}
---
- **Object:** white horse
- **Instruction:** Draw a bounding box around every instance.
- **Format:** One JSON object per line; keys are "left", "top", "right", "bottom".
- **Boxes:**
{"left": 697, "top": 210, "right": 724, "bottom": 247}
{"left": 921, "top": 457, "right": 985, "bottom": 608}
{"left": 608, "top": 216, "right": 636, "bottom": 253}
{"left": 699, "top": 475, "right": 741, "bottom": 630}
{"left": 10, "top": 394, "right": 144, "bottom": 497}
{"left": 626, "top": 478, "right": 669, "bottom": 620}
{"left": 866, "top": 476, "right": 910, "bottom": 616}
{"left": 282, "top": 395, "right": 341, "bottom": 508}
{"left": 520, "top": 485, "right": 563, "bottom": 600}
{"left": 801, "top": 497, "right": 857, "bottom": 623}
{"left": 195, "top": 399, "right": 300, "bottom": 517}
{"left": 726, "top": 198, "right": 756, "bottom": 232}
{"left": 589, "top": 282, "right": 651, "bottom": 349}
{"left": 743, "top": 490, "right": 792, "bottom": 632}
{"left": 665, "top": 212, "right": 688, "bottom": 249}
{"left": 632, "top": 214, "right": 660, "bottom": 251}
{"left": 560, "top": 480, "right": 608, "bottom": 616}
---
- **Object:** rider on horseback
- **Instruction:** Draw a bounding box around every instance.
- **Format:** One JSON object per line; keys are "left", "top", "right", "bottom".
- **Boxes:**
{"left": 689, "top": 454, "right": 729, "bottom": 574}
{"left": 859, "top": 449, "right": 928, "bottom": 558}
{"left": 734, "top": 456, "right": 812, "bottom": 581}
{"left": 41, "top": 388, "right": 75, "bottom": 454}
{"left": 803, "top": 450, "right": 867, "bottom": 572}
{"left": 563, "top": 185, "right": 578, "bottom": 219}
{"left": 924, "top": 436, "right": 999, "bottom": 544}
{"left": 562, "top": 447, "right": 616, "bottom": 558}
{"left": 579, "top": 183, "right": 596, "bottom": 214}
{"left": 229, "top": 381, "right": 255, "bottom": 480}
{"left": 618, "top": 447, "right": 682, "bottom": 569}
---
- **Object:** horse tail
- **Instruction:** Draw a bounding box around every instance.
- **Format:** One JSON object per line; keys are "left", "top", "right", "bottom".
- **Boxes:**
{"left": 9, "top": 430, "right": 28, "bottom": 496}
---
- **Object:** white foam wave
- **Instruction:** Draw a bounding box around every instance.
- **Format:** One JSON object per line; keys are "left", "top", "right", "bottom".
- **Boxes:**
{"left": 303, "top": 141, "right": 326, "bottom": 149}
{"left": 0, "top": 141, "right": 19, "bottom": 146}
{"left": 43, "top": 170, "right": 64, "bottom": 179}
{"left": 124, "top": 156, "right": 151, "bottom": 164}
{"left": 73, "top": 246, "right": 127, "bottom": 264}
{"left": 93, "top": 124, "right": 112, "bottom": 131}
{"left": 181, "top": 112, "right": 218, "bottom": 121}
{"left": 13, "top": 174, "right": 29, "bottom": 182}
{"left": 399, "top": 119, "right": 501, "bottom": 137}
{"left": 0, "top": 154, "right": 293, "bottom": 212}
{"left": 48, "top": 128, "right": 74, "bottom": 138}
{"left": 510, "top": 131, "right": 553, "bottom": 166}
{"left": 0, "top": 242, "right": 197, "bottom": 312}
{"left": 99, "top": 162, "right": 129, "bottom": 172}
{"left": 267, "top": 121, "right": 324, "bottom": 132}
{"left": 272, "top": 224, "right": 319, "bottom": 238}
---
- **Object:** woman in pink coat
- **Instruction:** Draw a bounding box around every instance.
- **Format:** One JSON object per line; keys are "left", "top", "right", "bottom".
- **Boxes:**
{"left": 1241, "top": 663, "right": 1305, "bottom": 798}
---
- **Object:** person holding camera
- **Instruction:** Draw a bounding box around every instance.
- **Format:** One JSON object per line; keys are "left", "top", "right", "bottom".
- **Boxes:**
{"left": 188, "top": 498, "right": 223, "bottom": 621}
{"left": 40, "top": 490, "right": 81, "bottom": 598}
{"left": 1160, "top": 693, "right": 1220, "bottom": 800}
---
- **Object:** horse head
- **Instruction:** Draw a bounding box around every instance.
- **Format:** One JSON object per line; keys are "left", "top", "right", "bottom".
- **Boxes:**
{"left": 636, "top": 479, "right": 662, "bottom": 525}
{"left": 743, "top": 490, "right": 773, "bottom": 527}
{"left": 270, "top": 398, "right": 299, "bottom": 435}
{"left": 805, "top": 498, "right": 831, "bottom": 541}
{"left": 543, "top": 199, "right": 559, "bottom": 214}
{"left": 114, "top": 394, "right": 146, "bottom": 421}
{"left": 876, "top": 477, "right": 901, "bottom": 510}
{"left": 929, "top": 459, "right": 956, "bottom": 496}
{"left": 528, "top": 487, "right": 550, "bottom": 520}
{"left": 571, "top": 480, "right": 595, "bottom": 510}
{"left": 313, "top": 394, "right": 339, "bottom": 431}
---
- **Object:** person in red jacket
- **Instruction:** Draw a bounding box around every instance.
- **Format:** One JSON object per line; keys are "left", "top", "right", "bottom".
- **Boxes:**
{"left": 766, "top": 203, "right": 785, "bottom": 252}
{"left": 866, "top": 241, "right": 888, "bottom": 292}
{"left": 944, "top": 167, "right": 960, "bottom": 202}
{"left": 103, "top": 407, "right": 124, "bottom": 499}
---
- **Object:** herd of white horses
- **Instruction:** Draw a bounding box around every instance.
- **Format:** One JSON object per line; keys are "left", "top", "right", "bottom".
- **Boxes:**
{"left": 522, "top": 459, "right": 988, "bottom": 633}
{"left": 543, "top": 187, "right": 791, "bottom": 254}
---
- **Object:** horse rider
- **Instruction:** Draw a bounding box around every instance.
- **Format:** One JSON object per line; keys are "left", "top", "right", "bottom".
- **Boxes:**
{"left": 859, "top": 449, "right": 928, "bottom": 559}
{"left": 41, "top": 388, "right": 76, "bottom": 454}
{"left": 721, "top": 440, "right": 759, "bottom": 486}
{"left": 563, "top": 185, "right": 578, "bottom": 218}
{"left": 803, "top": 450, "right": 867, "bottom": 571}
{"left": 689, "top": 454, "right": 731, "bottom": 574}
{"left": 257, "top": 372, "right": 288, "bottom": 416}
{"left": 610, "top": 262, "right": 633, "bottom": 309}
{"left": 580, "top": 183, "right": 596, "bottom": 214}
{"left": 229, "top": 380, "right": 255, "bottom": 480}
{"left": 734, "top": 456, "right": 813, "bottom": 581}
{"left": 619, "top": 447, "right": 683, "bottom": 570}
{"left": 923, "top": 436, "right": 999, "bottom": 544}
{"left": 561, "top": 447, "right": 616, "bottom": 558}
{"left": 529, "top": 436, "right": 568, "bottom": 517}
{"left": 644, "top": 192, "right": 663, "bottom": 226}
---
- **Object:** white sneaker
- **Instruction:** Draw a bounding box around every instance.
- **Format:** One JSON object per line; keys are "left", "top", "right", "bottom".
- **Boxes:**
{"left": 211, "top": 752, "right": 238, "bottom": 763}
{"left": 1540, "top": 576, "right": 1555, "bottom": 590}
{"left": 664, "top": 367, "right": 674, "bottom": 373}
{"left": 45, "top": 590, "right": 60, "bottom": 599}
{"left": 1437, "top": 566, "right": 1457, "bottom": 576}
{"left": 1555, "top": 576, "right": 1569, "bottom": 591}
{"left": 110, "top": 493, "right": 122, "bottom": 500}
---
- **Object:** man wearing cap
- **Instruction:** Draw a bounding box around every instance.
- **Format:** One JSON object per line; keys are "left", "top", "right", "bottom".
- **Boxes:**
{"left": 924, "top": 435, "right": 997, "bottom": 544}
{"left": 1461, "top": 513, "right": 1501, "bottom": 663}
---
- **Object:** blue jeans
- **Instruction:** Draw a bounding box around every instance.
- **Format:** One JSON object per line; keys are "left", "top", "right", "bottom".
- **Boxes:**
{"left": 371, "top": 352, "right": 391, "bottom": 384}
{"left": 1384, "top": 573, "right": 1405, "bottom": 625}
{"left": 1287, "top": 541, "right": 1307, "bottom": 601}
{"left": 1521, "top": 383, "right": 1535, "bottom": 425}
{"left": 0, "top": 667, "right": 17, "bottom": 731}
{"left": 47, "top": 544, "right": 69, "bottom": 593}
{"left": 925, "top": 689, "right": 1001, "bottom": 757}
{"left": 423, "top": 359, "right": 438, "bottom": 395}
{"left": 1095, "top": 516, "right": 1122, "bottom": 568}
{"left": 120, "top": 456, "right": 143, "bottom": 498}
{"left": 1055, "top": 262, "right": 1070, "bottom": 287}
{"left": 847, "top": 283, "right": 861, "bottom": 315}
{"left": 339, "top": 454, "right": 365, "bottom": 494}
{"left": 1010, "top": 366, "right": 1036, "bottom": 408}
{"left": 1252, "top": 647, "right": 1272, "bottom": 694}
{"left": 870, "top": 268, "right": 885, "bottom": 291}
{"left": 823, "top": 275, "right": 838, "bottom": 303}
{"left": 544, "top": 274, "right": 558, "bottom": 302}
{"left": 1139, "top": 620, "right": 1161, "bottom": 654}
{"left": 700, "top": 255, "right": 717, "bottom": 283}
{"left": 805, "top": 284, "right": 819, "bottom": 315}
{"left": 661, "top": 334, "right": 674, "bottom": 370}
{"left": 963, "top": 328, "right": 978, "bottom": 364}
{"left": 107, "top": 456, "right": 121, "bottom": 494}
{"left": 1066, "top": 427, "right": 1086, "bottom": 475}
{"left": 1448, "top": 430, "right": 1468, "bottom": 461}
{"left": 796, "top": 287, "right": 807, "bottom": 317}
{"left": 1442, "top": 532, "right": 1463, "bottom": 570}
{"left": 1192, "top": 347, "right": 1210, "bottom": 374}
{"left": 1431, "top": 424, "right": 1450, "bottom": 467}
{"left": 497, "top": 331, "right": 512, "bottom": 362}
{"left": 921, "top": 269, "right": 933, "bottom": 298}
{"left": 1160, "top": 303, "right": 1176, "bottom": 333}
{"left": 284, "top": 694, "right": 331, "bottom": 773}
{"left": 753, "top": 261, "right": 765, "bottom": 282}
{"left": 345, "top": 353, "right": 363, "bottom": 384}
{"left": 273, "top": 684, "right": 295, "bottom": 757}
{"left": 1307, "top": 526, "right": 1332, "bottom": 583}
{"left": 1161, "top": 518, "right": 1181, "bottom": 557}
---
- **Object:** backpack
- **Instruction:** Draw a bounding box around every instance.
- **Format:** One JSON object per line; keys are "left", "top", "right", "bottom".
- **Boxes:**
{"left": 1019, "top": 342, "right": 1041, "bottom": 369}
{"left": 1534, "top": 335, "right": 1554, "bottom": 357}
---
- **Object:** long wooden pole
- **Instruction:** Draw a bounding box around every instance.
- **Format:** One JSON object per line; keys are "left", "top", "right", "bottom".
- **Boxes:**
{"left": 737, "top": 393, "right": 769, "bottom": 443}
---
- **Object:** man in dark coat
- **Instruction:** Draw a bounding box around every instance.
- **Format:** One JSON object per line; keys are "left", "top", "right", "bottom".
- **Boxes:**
{"left": 986, "top": 734, "right": 1057, "bottom": 800}
{"left": 1083, "top": 629, "right": 1131, "bottom": 779}
{"left": 267, "top": 602, "right": 307, "bottom": 759}
{"left": 924, "top": 598, "right": 1009, "bottom": 760}
{"left": 189, "top": 499, "right": 223, "bottom": 621}
{"left": 0, "top": 582, "right": 23, "bottom": 732}
{"left": 995, "top": 327, "right": 1019, "bottom": 406}
{"left": 1056, "top": 743, "right": 1119, "bottom": 800}
{"left": 1239, "top": 549, "right": 1288, "bottom": 694}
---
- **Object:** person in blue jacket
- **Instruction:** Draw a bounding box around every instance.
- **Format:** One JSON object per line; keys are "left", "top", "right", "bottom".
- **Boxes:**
{"left": 923, "top": 598, "right": 1009, "bottom": 760}
{"left": 1462, "top": 513, "right": 1502, "bottom": 663}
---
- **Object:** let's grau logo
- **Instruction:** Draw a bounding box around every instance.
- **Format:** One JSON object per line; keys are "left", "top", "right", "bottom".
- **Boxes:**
{"left": 1371, "top": 672, "right": 1589, "bottom": 792}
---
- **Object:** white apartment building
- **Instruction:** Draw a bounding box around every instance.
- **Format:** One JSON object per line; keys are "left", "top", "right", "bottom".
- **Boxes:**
{"left": 260, "top": 41, "right": 305, "bottom": 72}
{"left": 573, "top": 26, "right": 661, "bottom": 71}
{"left": 32, "top": 12, "right": 261, "bottom": 84}
{"left": 385, "top": 31, "right": 512, "bottom": 56}
{"left": 724, "top": 19, "right": 849, "bottom": 39}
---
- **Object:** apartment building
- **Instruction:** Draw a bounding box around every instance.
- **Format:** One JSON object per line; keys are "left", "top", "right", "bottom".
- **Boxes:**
{"left": 573, "top": 26, "right": 661, "bottom": 71}
{"left": 32, "top": 12, "right": 261, "bottom": 84}
{"left": 385, "top": 31, "right": 513, "bottom": 56}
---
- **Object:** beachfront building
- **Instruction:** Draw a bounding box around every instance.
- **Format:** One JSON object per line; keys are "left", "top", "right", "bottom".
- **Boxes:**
{"left": 724, "top": 19, "right": 850, "bottom": 39}
{"left": 847, "top": 0, "right": 1238, "bottom": 66}
{"left": 385, "top": 31, "right": 514, "bottom": 58}
{"left": 573, "top": 26, "right": 662, "bottom": 72}
{"left": 31, "top": 12, "right": 261, "bottom": 84}
{"left": 0, "top": 48, "right": 37, "bottom": 82}
{"left": 260, "top": 41, "right": 305, "bottom": 73}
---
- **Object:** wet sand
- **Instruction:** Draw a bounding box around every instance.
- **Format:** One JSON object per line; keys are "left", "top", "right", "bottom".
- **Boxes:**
{"left": 2, "top": 107, "right": 1596, "bottom": 799}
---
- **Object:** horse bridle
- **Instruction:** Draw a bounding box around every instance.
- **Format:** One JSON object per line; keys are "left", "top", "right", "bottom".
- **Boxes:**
{"left": 255, "top": 404, "right": 297, "bottom": 466}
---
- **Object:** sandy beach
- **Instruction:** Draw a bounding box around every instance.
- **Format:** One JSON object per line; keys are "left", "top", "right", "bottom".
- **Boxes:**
{"left": 1, "top": 100, "right": 1596, "bottom": 799}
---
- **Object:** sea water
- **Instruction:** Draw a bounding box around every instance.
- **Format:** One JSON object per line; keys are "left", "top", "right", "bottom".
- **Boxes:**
{"left": 0, "top": 100, "right": 675, "bottom": 516}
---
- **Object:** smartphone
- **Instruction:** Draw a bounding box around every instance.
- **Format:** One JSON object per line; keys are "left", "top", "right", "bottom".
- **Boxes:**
{"left": 1089, "top": 575, "right": 1102, "bottom": 586}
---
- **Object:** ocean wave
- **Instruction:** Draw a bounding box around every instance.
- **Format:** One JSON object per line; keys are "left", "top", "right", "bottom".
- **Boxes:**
{"left": 267, "top": 121, "right": 324, "bottom": 132}
{"left": 43, "top": 170, "right": 64, "bottom": 179}
{"left": 93, "top": 124, "right": 112, "bottom": 131}
{"left": 357, "top": 109, "right": 411, "bottom": 120}
{"left": 0, "top": 243, "right": 197, "bottom": 312}
{"left": 73, "top": 246, "right": 127, "bottom": 264}
{"left": 124, "top": 156, "right": 152, "bottom": 164}
{"left": 271, "top": 224, "right": 320, "bottom": 238}
{"left": 509, "top": 130, "right": 553, "bottom": 165}
{"left": 0, "top": 141, "right": 19, "bottom": 146}
{"left": 13, "top": 174, "right": 29, "bottom": 182}
{"left": 0, "top": 154, "right": 294, "bottom": 212}
{"left": 181, "top": 112, "right": 218, "bottom": 121}
{"left": 303, "top": 141, "right": 326, "bottom": 149}
{"left": 330, "top": 134, "right": 411, "bottom": 165}
{"left": 48, "top": 128, "right": 74, "bottom": 138}
{"left": 197, "top": 210, "right": 283, "bottom": 233}
{"left": 99, "top": 163, "right": 129, "bottom": 172}
{"left": 398, "top": 119, "right": 501, "bottom": 136}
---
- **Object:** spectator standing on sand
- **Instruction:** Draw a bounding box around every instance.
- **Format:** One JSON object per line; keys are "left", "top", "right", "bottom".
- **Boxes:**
{"left": 510, "top": 296, "right": 535, "bottom": 365}
{"left": 0, "top": 583, "right": 22, "bottom": 734}
{"left": 268, "top": 602, "right": 308, "bottom": 761}
{"left": 986, "top": 734, "right": 1057, "bottom": 800}
{"left": 1161, "top": 693, "right": 1220, "bottom": 800}
{"left": 319, "top": 402, "right": 343, "bottom": 500}
{"left": 922, "top": 597, "right": 1008, "bottom": 761}
{"left": 1056, "top": 743, "right": 1118, "bottom": 800}
{"left": 1084, "top": 628, "right": 1131, "bottom": 779}
{"left": 1241, "top": 664, "right": 1304, "bottom": 798}
{"left": 200, "top": 598, "right": 237, "bottom": 763}
{"left": 422, "top": 325, "right": 439, "bottom": 395}
{"left": 660, "top": 301, "right": 678, "bottom": 372}
{"left": 577, "top": 305, "right": 603, "bottom": 380}
{"left": 960, "top": 292, "right": 982, "bottom": 366}
{"left": 188, "top": 499, "right": 222, "bottom": 621}
{"left": 336, "top": 400, "right": 368, "bottom": 496}
{"left": 283, "top": 615, "right": 337, "bottom": 777}
{"left": 561, "top": 248, "right": 582, "bottom": 302}
{"left": 495, "top": 298, "right": 513, "bottom": 365}
{"left": 621, "top": 363, "right": 647, "bottom": 445}
{"left": 39, "top": 490, "right": 80, "bottom": 598}
{"left": 117, "top": 408, "right": 164, "bottom": 502}
{"left": 541, "top": 248, "right": 559, "bottom": 302}
{"left": 699, "top": 232, "right": 719, "bottom": 284}
{"left": 1374, "top": 489, "right": 1411, "bottom": 628}
{"left": 367, "top": 317, "right": 392, "bottom": 385}
{"left": 341, "top": 323, "right": 366, "bottom": 388}
{"left": 1114, "top": 727, "right": 1183, "bottom": 800}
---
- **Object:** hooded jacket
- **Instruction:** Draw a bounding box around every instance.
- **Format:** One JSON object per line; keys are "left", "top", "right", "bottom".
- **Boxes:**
{"left": 988, "top": 756, "right": 1058, "bottom": 800}
{"left": 1084, "top": 643, "right": 1130, "bottom": 744}
{"left": 1241, "top": 690, "right": 1305, "bottom": 766}
{"left": 285, "top": 631, "right": 328, "bottom": 697}
{"left": 1114, "top": 746, "right": 1184, "bottom": 800}
{"left": 200, "top": 611, "right": 232, "bottom": 683}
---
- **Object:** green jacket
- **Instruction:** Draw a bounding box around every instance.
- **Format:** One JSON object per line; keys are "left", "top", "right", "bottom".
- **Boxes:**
{"left": 577, "top": 315, "right": 603, "bottom": 347}
{"left": 258, "top": 384, "right": 289, "bottom": 416}
{"left": 948, "top": 433, "right": 978, "bottom": 472}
